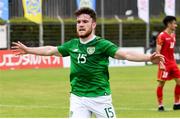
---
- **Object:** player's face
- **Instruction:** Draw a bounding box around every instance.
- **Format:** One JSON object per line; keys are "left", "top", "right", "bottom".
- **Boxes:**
{"left": 76, "top": 14, "right": 96, "bottom": 38}
{"left": 168, "top": 20, "right": 177, "bottom": 31}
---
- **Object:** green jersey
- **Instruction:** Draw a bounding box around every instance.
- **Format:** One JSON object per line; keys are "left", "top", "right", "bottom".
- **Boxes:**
{"left": 57, "top": 36, "right": 118, "bottom": 97}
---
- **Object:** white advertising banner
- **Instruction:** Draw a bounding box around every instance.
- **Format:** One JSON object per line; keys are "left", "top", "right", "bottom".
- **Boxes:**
{"left": 164, "top": 0, "right": 175, "bottom": 16}
{"left": 62, "top": 47, "right": 145, "bottom": 68}
{"left": 0, "top": 25, "right": 7, "bottom": 49}
{"left": 137, "top": 0, "right": 149, "bottom": 23}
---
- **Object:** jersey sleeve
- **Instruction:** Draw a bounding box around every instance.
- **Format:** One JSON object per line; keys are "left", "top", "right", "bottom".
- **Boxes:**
{"left": 57, "top": 40, "right": 71, "bottom": 57}
{"left": 102, "top": 40, "right": 119, "bottom": 58}
{"left": 156, "top": 33, "right": 164, "bottom": 46}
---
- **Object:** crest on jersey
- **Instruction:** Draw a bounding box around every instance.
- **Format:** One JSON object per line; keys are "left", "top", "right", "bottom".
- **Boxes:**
{"left": 87, "top": 47, "right": 95, "bottom": 55}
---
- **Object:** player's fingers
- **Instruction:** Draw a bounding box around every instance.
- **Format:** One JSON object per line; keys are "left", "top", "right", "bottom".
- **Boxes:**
{"left": 18, "top": 41, "right": 22, "bottom": 45}
{"left": 160, "top": 57, "right": 165, "bottom": 63}
{"left": 11, "top": 46, "right": 19, "bottom": 49}
{"left": 151, "top": 52, "right": 156, "bottom": 57}
{"left": 154, "top": 53, "right": 165, "bottom": 63}
{"left": 18, "top": 41, "right": 25, "bottom": 47}
{"left": 12, "top": 42, "right": 20, "bottom": 46}
{"left": 159, "top": 61, "right": 164, "bottom": 66}
{"left": 12, "top": 49, "right": 21, "bottom": 52}
{"left": 150, "top": 52, "right": 160, "bottom": 61}
{"left": 154, "top": 53, "right": 164, "bottom": 58}
{"left": 150, "top": 52, "right": 156, "bottom": 61}
{"left": 157, "top": 54, "right": 165, "bottom": 63}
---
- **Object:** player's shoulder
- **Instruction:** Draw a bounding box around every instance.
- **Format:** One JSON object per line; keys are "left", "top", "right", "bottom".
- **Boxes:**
{"left": 158, "top": 31, "right": 166, "bottom": 37}
{"left": 67, "top": 38, "right": 79, "bottom": 43}
{"left": 157, "top": 31, "right": 168, "bottom": 39}
{"left": 61, "top": 38, "right": 79, "bottom": 47}
{"left": 96, "top": 36, "right": 113, "bottom": 44}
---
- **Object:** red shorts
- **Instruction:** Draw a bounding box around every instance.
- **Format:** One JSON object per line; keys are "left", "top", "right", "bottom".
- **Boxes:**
{"left": 158, "top": 63, "right": 180, "bottom": 81}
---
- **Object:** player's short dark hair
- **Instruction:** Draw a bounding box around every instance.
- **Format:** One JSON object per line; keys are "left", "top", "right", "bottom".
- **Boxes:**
{"left": 163, "top": 16, "right": 176, "bottom": 27}
{"left": 74, "top": 7, "right": 96, "bottom": 22}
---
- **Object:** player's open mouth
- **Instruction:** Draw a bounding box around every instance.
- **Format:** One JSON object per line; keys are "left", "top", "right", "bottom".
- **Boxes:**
{"left": 79, "top": 29, "right": 85, "bottom": 31}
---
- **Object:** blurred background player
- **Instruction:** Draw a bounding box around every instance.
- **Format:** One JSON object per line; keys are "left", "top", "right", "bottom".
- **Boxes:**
{"left": 156, "top": 16, "right": 180, "bottom": 111}
{"left": 150, "top": 31, "right": 158, "bottom": 48}
{"left": 12, "top": 7, "right": 164, "bottom": 118}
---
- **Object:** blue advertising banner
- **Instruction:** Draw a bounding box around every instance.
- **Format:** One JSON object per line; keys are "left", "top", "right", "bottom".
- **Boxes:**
{"left": 0, "top": 0, "right": 9, "bottom": 20}
{"left": 76, "top": 0, "right": 96, "bottom": 10}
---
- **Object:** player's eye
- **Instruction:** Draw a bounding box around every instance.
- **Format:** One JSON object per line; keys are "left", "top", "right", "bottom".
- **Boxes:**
{"left": 83, "top": 20, "right": 88, "bottom": 23}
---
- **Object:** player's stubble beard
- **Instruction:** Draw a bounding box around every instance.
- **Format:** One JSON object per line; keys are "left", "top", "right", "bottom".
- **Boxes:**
{"left": 77, "top": 26, "right": 93, "bottom": 39}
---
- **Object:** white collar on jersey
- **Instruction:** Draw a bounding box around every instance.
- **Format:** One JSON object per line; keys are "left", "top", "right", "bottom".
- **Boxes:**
{"left": 80, "top": 35, "right": 96, "bottom": 44}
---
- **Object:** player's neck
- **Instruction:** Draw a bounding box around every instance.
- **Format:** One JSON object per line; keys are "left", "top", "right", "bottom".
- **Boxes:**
{"left": 164, "top": 28, "right": 173, "bottom": 35}
{"left": 80, "top": 34, "right": 96, "bottom": 44}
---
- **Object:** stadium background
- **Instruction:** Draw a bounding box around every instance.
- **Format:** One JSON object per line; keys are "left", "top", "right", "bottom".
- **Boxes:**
{"left": 1, "top": 0, "right": 180, "bottom": 117}
{"left": 4, "top": 0, "right": 180, "bottom": 48}
{"left": 1, "top": 0, "right": 178, "bottom": 64}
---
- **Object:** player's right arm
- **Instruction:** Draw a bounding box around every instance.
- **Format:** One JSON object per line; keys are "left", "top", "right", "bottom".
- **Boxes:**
{"left": 156, "top": 44, "right": 162, "bottom": 54}
{"left": 156, "top": 35, "right": 162, "bottom": 54}
{"left": 156, "top": 34, "right": 166, "bottom": 70}
{"left": 12, "top": 41, "right": 62, "bottom": 56}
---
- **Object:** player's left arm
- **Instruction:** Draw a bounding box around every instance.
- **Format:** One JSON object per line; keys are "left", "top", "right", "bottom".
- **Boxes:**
{"left": 114, "top": 49, "right": 164, "bottom": 64}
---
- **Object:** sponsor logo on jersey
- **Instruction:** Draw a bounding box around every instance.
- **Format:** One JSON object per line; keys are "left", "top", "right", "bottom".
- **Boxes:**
{"left": 87, "top": 47, "right": 95, "bottom": 55}
{"left": 165, "top": 38, "right": 171, "bottom": 40}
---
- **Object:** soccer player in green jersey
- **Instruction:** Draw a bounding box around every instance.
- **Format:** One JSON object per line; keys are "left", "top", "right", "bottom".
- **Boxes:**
{"left": 12, "top": 7, "right": 164, "bottom": 118}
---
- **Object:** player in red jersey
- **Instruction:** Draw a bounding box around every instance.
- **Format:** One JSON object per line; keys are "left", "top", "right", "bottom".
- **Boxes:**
{"left": 156, "top": 16, "right": 180, "bottom": 111}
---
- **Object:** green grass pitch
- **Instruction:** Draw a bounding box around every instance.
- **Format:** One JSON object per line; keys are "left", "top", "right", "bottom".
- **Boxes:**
{"left": 0, "top": 65, "right": 180, "bottom": 117}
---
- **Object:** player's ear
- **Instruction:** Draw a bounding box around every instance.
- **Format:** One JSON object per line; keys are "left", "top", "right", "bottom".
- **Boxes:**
{"left": 167, "top": 22, "right": 172, "bottom": 27}
{"left": 92, "top": 21, "right": 96, "bottom": 29}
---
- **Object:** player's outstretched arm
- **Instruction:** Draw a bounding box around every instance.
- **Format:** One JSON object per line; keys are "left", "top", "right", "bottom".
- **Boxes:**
{"left": 114, "top": 49, "right": 164, "bottom": 64}
{"left": 12, "top": 41, "right": 61, "bottom": 56}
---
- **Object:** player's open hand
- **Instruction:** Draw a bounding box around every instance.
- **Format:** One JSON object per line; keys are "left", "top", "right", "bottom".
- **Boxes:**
{"left": 11, "top": 41, "right": 28, "bottom": 55}
{"left": 150, "top": 52, "right": 165, "bottom": 64}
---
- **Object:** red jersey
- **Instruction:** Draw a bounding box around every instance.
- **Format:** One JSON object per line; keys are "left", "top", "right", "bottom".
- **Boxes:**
{"left": 156, "top": 31, "right": 180, "bottom": 80}
{"left": 156, "top": 31, "right": 176, "bottom": 65}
